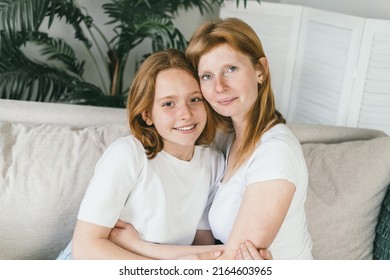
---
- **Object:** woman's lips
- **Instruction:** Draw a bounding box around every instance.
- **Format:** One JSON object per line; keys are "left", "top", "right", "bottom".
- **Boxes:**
{"left": 217, "top": 97, "right": 237, "bottom": 105}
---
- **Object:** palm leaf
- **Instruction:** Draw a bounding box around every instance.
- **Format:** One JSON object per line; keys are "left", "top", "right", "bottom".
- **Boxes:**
{"left": 118, "top": 18, "right": 188, "bottom": 54}
{"left": 0, "top": 0, "right": 93, "bottom": 47}
{"left": 0, "top": 45, "right": 81, "bottom": 102}
{"left": 0, "top": 0, "right": 51, "bottom": 43}
{"left": 163, "top": 0, "right": 223, "bottom": 15}
{"left": 48, "top": 0, "right": 93, "bottom": 48}
{"left": 35, "top": 35, "right": 85, "bottom": 76}
{"left": 103, "top": 1, "right": 187, "bottom": 52}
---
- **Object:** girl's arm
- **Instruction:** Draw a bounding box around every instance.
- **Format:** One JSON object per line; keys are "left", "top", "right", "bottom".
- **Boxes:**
{"left": 217, "top": 179, "right": 295, "bottom": 259}
{"left": 235, "top": 240, "right": 273, "bottom": 260}
{"left": 108, "top": 220, "right": 223, "bottom": 259}
{"left": 72, "top": 219, "right": 151, "bottom": 259}
{"left": 109, "top": 221, "right": 273, "bottom": 260}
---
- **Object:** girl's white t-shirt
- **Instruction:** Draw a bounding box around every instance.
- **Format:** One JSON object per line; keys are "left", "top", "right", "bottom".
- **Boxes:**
{"left": 209, "top": 124, "right": 313, "bottom": 259}
{"left": 78, "top": 135, "right": 224, "bottom": 245}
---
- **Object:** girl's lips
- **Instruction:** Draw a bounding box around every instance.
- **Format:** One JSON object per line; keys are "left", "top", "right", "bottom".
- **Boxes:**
{"left": 174, "top": 124, "right": 196, "bottom": 132}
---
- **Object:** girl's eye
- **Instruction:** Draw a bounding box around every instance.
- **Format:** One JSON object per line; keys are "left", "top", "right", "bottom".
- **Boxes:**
{"left": 162, "top": 101, "right": 174, "bottom": 107}
{"left": 190, "top": 97, "right": 203, "bottom": 103}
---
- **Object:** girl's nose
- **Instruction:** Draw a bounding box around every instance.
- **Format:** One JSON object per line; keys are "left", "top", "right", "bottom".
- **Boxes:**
{"left": 178, "top": 103, "right": 192, "bottom": 120}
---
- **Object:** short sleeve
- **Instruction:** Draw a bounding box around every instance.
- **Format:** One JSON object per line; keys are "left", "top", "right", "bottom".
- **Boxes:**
{"left": 77, "top": 137, "right": 145, "bottom": 228}
{"left": 245, "top": 140, "right": 300, "bottom": 188}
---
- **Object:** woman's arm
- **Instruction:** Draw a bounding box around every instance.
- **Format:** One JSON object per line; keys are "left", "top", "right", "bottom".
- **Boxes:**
{"left": 217, "top": 179, "right": 295, "bottom": 259}
{"left": 72, "top": 219, "right": 151, "bottom": 260}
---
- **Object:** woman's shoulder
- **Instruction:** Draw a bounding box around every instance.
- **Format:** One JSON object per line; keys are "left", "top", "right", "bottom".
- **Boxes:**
{"left": 252, "top": 124, "right": 304, "bottom": 161}
{"left": 261, "top": 124, "right": 300, "bottom": 147}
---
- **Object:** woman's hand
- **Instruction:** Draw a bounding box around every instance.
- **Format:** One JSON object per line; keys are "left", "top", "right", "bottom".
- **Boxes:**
{"left": 235, "top": 240, "right": 273, "bottom": 260}
{"left": 109, "top": 220, "right": 141, "bottom": 252}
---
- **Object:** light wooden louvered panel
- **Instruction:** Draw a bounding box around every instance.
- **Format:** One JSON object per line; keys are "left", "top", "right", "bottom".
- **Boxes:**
{"left": 288, "top": 8, "right": 364, "bottom": 125}
{"left": 347, "top": 20, "right": 390, "bottom": 135}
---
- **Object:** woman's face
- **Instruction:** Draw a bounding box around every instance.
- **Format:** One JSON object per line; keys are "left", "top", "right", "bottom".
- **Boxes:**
{"left": 197, "top": 44, "right": 264, "bottom": 123}
{"left": 142, "top": 68, "right": 207, "bottom": 160}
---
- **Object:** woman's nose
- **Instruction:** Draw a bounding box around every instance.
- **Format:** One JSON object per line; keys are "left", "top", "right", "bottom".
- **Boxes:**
{"left": 215, "top": 75, "right": 227, "bottom": 93}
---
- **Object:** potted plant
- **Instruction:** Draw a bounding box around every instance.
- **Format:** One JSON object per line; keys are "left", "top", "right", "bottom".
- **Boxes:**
{"left": 0, "top": 0, "right": 259, "bottom": 107}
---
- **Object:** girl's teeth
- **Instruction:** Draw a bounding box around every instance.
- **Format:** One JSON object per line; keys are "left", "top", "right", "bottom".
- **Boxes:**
{"left": 177, "top": 125, "right": 194, "bottom": 131}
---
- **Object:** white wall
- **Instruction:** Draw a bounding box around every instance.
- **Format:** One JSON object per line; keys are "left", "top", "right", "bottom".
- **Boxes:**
{"left": 268, "top": 0, "right": 390, "bottom": 19}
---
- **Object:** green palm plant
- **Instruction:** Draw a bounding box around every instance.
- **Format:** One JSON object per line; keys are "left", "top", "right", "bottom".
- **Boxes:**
{"left": 0, "top": 0, "right": 259, "bottom": 107}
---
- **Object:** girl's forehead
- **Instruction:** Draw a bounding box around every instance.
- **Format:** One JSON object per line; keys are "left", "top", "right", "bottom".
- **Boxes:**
{"left": 154, "top": 68, "right": 200, "bottom": 98}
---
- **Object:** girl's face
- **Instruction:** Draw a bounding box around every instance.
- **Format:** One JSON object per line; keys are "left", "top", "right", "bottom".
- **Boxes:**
{"left": 197, "top": 44, "right": 265, "bottom": 124}
{"left": 143, "top": 68, "right": 207, "bottom": 160}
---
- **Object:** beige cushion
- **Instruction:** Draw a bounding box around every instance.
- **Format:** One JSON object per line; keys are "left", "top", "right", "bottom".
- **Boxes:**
{"left": 303, "top": 137, "right": 390, "bottom": 259}
{"left": 0, "top": 121, "right": 128, "bottom": 259}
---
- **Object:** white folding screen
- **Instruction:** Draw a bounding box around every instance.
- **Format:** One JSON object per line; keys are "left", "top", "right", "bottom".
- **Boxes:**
{"left": 288, "top": 8, "right": 364, "bottom": 126}
{"left": 347, "top": 20, "right": 390, "bottom": 135}
{"left": 219, "top": 1, "right": 390, "bottom": 135}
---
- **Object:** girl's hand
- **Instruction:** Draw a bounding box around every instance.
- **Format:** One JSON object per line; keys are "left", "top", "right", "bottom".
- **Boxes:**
{"left": 178, "top": 249, "right": 223, "bottom": 260}
{"left": 109, "top": 220, "right": 141, "bottom": 251}
{"left": 235, "top": 240, "right": 273, "bottom": 260}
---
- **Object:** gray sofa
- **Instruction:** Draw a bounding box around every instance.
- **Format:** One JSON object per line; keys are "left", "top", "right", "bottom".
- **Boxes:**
{"left": 1, "top": 99, "right": 389, "bottom": 260}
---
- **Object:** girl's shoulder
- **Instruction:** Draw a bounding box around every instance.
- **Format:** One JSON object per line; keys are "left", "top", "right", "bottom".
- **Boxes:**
{"left": 103, "top": 135, "right": 147, "bottom": 161}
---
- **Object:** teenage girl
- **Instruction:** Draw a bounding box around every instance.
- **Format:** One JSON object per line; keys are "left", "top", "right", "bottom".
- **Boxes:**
{"left": 57, "top": 49, "right": 224, "bottom": 259}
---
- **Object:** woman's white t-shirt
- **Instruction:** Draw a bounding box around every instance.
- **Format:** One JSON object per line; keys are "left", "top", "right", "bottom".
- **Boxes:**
{"left": 78, "top": 135, "right": 224, "bottom": 245}
{"left": 209, "top": 124, "right": 313, "bottom": 259}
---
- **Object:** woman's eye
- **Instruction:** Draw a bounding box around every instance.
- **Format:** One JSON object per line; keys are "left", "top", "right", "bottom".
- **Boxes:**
{"left": 201, "top": 74, "right": 212, "bottom": 80}
{"left": 227, "top": 66, "right": 237, "bottom": 73}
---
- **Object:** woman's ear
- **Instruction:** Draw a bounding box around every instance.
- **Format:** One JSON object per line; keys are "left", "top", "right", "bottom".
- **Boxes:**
{"left": 256, "top": 57, "right": 269, "bottom": 84}
{"left": 141, "top": 111, "right": 153, "bottom": 126}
